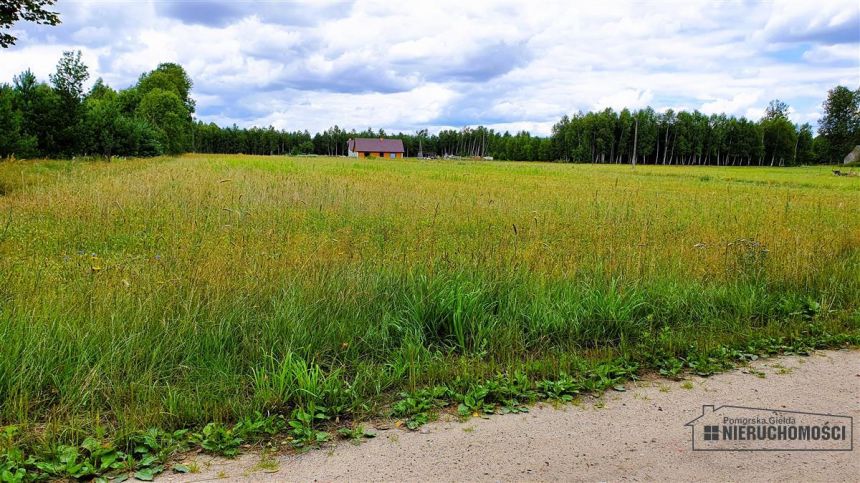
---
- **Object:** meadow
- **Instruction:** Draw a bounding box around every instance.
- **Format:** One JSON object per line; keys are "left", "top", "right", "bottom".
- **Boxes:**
{"left": 0, "top": 155, "right": 858, "bottom": 468}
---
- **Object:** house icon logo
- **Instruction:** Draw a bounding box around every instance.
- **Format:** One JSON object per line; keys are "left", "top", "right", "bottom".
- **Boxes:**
{"left": 686, "top": 405, "right": 853, "bottom": 451}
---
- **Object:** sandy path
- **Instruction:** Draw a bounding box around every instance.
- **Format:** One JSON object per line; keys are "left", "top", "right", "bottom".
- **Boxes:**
{"left": 167, "top": 350, "right": 859, "bottom": 482}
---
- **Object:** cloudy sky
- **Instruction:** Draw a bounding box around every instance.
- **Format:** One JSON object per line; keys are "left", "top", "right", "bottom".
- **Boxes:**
{"left": 2, "top": 0, "right": 858, "bottom": 135}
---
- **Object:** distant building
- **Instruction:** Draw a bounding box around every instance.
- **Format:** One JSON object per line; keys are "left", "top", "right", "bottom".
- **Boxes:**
{"left": 347, "top": 138, "right": 405, "bottom": 159}
{"left": 844, "top": 145, "right": 860, "bottom": 165}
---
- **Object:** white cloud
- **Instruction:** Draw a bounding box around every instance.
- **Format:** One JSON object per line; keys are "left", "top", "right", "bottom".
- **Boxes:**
{"left": 803, "top": 44, "right": 860, "bottom": 63}
{"left": 235, "top": 84, "right": 457, "bottom": 134}
{"left": 701, "top": 92, "right": 762, "bottom": 117}
{"left": 594, "top": 89, "right": 655, "bottom": 112}
{"left": 758, "top": 0, "right": 860, "bottom": 43}
{"left": 1, "top": 0, "right": 857, "bottom": 133}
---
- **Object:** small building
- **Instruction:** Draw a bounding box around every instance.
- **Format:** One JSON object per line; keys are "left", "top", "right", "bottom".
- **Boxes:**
{"left": 348, "top": 138, "right": 405, "bottom": 159}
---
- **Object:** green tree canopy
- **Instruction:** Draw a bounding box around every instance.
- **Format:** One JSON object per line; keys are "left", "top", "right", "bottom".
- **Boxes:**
{"left": 136, "top": 88, "right": 190, "bottom": 155}
{"left": 137, "top": 63, "right": 196, "bottom": 114}
{"left": 764, "top": 99, "right": 790, "bottom": 120}
{"left": 0, "top": 0, "right": 60, "bottom": 47}
{"left": 761, "top": 99, "right": 798, "bottom": 166}
{"left": 50, "top": 50, "right": 89, "bottom": 101}
{"left": 817, "top": 86, "right": 860, "bottom": 163}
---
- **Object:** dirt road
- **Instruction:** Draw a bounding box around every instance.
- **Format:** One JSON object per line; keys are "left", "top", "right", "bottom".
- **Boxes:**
{"left": 168, "top": 350, "right": 859, "bottom": 482}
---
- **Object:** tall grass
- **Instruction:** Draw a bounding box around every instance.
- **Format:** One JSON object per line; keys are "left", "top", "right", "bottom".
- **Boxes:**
{"left": 0, "top": 154, "right": 858, "bottom": 443}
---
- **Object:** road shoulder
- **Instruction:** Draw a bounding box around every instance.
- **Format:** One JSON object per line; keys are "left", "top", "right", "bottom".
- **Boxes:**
{"left": 168, "top": 349, "right": 860, "bottom": 482}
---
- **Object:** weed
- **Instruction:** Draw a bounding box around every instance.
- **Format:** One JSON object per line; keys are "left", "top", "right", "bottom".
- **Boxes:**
{"left": 287, "top": 403, "right": 331, "bottom": 449}
{"left": 336, "top": 425, "right": 375, "bottom": 443}
{"left": 537, "top": 373, "right": 581, "bottom": 402}
{"left": 457, "top": 384, "right": 494, "bottom": 418}
{"left": 253, "top": 452, "right": 279, "bottom": 472}
{"left": 391, "top": 386, "right": 453, "bottom": 430}
{"left": 771, "top": 364, "right": 793, "bottom": 375}
{"left": 657, "top": 358, "right": 684, "bottom": 379}
{"left": 583, "top": 360, "right": 639, "bottom": 392}
{"left": 194, "top": 423, "right": 242, "bottom": 458}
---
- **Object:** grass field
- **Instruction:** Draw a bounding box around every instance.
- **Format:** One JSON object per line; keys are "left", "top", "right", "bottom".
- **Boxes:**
{"left": 1, "top": 155, "right": 859, "bottom": 469}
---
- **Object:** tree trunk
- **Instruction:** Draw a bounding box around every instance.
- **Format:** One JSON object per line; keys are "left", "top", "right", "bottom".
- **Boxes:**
{"left": 668, "top": 128, "right": 676, "bottom": 165}
{"left": 792, "top": 135, "right": 799, "bottom": 165}
{"left": 662, "top": 127, "right": 669, "bottom": 164}
{"left": 632, "top": 118, "right": 639, "bottom": 166}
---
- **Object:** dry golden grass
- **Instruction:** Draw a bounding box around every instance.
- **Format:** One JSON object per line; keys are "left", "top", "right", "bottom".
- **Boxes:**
{"left": 2, "top": 155, "right": 856, "bottom": 286}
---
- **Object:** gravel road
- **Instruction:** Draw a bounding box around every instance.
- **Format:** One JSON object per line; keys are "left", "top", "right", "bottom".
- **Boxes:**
{"left": 167, "top": 349, "right": 859, "bottom": 482}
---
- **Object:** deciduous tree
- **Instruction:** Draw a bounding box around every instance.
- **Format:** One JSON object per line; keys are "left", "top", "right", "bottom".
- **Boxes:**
{"left": 0, "top": 0, "right": 60, "bottom": 47}
{"left": 817, "top": 86, "right": 860, "bottom": 163}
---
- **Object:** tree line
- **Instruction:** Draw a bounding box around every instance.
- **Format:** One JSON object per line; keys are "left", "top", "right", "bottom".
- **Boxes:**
{"left": 1, "top": 51, "right": 194, "bottom": 159}
{"left": 549, "top": 93, "right": 858, "bottom": 166}
{"left": 1, "top": 52, "right": 858, "bottom": 165}
{"left": 188, "top": 123, "right": 556, "bottom": 161}
{"left": 551, "top": 101, "right": 814, "bottom": 166}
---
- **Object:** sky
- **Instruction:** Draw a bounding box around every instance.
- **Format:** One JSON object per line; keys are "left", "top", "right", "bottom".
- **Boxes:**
{"left": 2, "top": 0, "right": 859, "bottom": 135}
